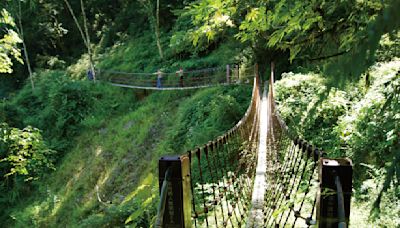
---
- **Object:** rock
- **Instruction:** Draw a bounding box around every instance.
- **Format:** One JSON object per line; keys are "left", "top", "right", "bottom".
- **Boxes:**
{"left": 98, "top": 128, "right": 108, "bottom": 134}
{"left": 124, "top": 121, "right": 135, "bottom": 130}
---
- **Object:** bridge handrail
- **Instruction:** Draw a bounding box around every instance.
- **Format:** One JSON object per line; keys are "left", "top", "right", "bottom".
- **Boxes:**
{"left": 265, "top": 63, "right": 353, "bottom": 227}
{"left": 156, "top": 64, "right": 260, "bottom": 227}
{"left": 98, "top": 64, "right": 256, "bottom": 90}
{"left": 154, "top": 168, "right": 171, "bottom": 228}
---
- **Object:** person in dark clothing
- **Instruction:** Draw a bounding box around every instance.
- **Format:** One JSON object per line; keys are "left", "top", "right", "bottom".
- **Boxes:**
{"left": 176, "top": 67, "right": 184, "bottom": 87}
{"left": 87, "top": 69, "right": 94, "bottom": 81}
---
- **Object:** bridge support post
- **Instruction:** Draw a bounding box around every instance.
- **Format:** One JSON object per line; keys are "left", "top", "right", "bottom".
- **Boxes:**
{"left": 226, "top": 64, "right": 230, "bottom": 84}
{"left": 158, "top": 155, "right": 192, "bottom": 228}
{"left": 317, "top": 158, "right": 352, "bottom": 228}
{"left": 235, "top": 64, "right": 239, "bottom": 82}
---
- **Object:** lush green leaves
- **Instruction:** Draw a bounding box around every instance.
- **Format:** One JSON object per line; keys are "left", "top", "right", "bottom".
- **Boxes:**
{"left": 178, "top": 0, "right": 399, "bottom": 70}
{"left": 275, "top": 59, "right": 400, "bottom": 226}
{"left": 0, "top": 9, "right": 22, "bottom": 73}
{"left": 0, "top": 123, "right": 55, "bottom": 182}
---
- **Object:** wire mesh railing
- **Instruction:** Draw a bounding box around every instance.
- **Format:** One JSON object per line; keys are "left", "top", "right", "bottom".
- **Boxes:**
{"left": 156, "top": 65, "right": 260, "bottom": 227}
{"left": 155, "top": 62, "right": 353, "bottom": 227}
{"left": 97, "top": 65, "right": 255, "bottom": 90}
{"left": 261, "top": 64, "right": 353, "bottom": 228}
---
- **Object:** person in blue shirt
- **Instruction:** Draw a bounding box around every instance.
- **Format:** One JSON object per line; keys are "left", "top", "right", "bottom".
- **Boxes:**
{"left": 155, "top": 69, "right": 163, "bottom": 88}
{"left": 87, "top": 69, "right": 94, "bottom": 81}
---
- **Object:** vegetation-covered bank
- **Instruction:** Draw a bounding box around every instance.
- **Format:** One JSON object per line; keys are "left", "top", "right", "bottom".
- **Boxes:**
{"left": 1, "top": 0, "right": 399, "bottom": 226}
{"left": 275, "top": 59, "right": 400, "bottom": 227}
{"left": 1, "top": 79, "right": 251, "bottom": 226}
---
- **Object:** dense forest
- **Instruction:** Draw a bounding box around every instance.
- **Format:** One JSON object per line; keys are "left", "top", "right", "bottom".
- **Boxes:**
{"left": 0, "top": 0, "right": 399, "bottom": 227}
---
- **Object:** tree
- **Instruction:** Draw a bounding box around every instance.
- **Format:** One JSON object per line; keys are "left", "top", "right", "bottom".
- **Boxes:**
{"left": 5, "top": 0, "right": 35, "bottom": 89}
{"left": 179, "top": 0, "right": 400, "bottom": 75}
{"left": 139, "top": 0, "right": 164, "bottom": 60}
{"left": 63, "top": 0, "right": 96, "bottom": 80}
{"left": 0, "top": 8, "right": 22, "bottom": 74}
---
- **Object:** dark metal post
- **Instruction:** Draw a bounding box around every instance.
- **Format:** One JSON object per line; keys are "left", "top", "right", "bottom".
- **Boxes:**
{"left": 158, "top": 155, "right": 192, "bottom": 228}
{"left": 317, "top": 158, "right": 352, "bottom": 228}
{"left": 226, "top": 64, "right": 230, "bottom": 84}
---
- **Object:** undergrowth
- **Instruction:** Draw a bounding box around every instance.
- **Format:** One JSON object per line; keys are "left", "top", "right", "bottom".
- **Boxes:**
{"left": 1, "top": 81, "right": 251, "bottom": 227}
{"left": 274, "top": 58, "right": 400, "bottom": 227}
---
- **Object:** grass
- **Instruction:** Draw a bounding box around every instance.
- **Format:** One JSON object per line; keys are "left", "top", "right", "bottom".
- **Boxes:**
{"left": 0, "top": 25, "right": 253, "bottom": 226}
{"left": 4, "top": 84, "right": 251, "bottom": 227}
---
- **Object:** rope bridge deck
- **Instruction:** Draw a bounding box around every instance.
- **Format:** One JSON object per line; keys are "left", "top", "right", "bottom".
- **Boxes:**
{"left": 155, "top": 63, "right": 353, "bottom": 227}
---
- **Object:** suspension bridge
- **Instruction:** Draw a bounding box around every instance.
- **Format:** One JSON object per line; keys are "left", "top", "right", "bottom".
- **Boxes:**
{"left": 99, "top": 63, "right": 353, "bottom": 227}
{"left": 97, "top": 65, "right": 255, "bottom": 90}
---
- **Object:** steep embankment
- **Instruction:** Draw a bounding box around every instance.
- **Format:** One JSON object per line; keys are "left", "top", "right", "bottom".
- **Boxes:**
{"left": 5, "top": 83, "right": 251, "bottom": 227}
{"left": 0, "top": 20, "right": 251, "bottom": 226}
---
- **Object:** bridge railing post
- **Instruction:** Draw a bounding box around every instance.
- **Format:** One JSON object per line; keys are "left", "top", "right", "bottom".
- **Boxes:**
{"left": 317, "top": 158, "right": 352, "bottom": 228}
{"left": 235, "top": 64, "right": 239, "bottom": 82}
{"left": 157, "top": 155, "right": 192, "bottom": 228}
{"left": 226, "top": 64, "right": 230, "bottom": 84}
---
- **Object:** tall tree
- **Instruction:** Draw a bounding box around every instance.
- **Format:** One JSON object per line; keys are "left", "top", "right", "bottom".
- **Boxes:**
{"left": 11, "top": 0, "right": 34, "bottom": 89}
{"left": 63, "top": 0, "right": 96, "bottom": 80}
{"left": 139, "top": 0, "right": 164, "bottom": 60}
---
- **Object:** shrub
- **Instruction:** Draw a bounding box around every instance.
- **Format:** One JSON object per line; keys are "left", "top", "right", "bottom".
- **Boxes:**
{"left": 169, "top": 85, "right": 250, "bottom": 152}
{"left": 275, "top": 59, "right": 400, "bottom": 226}
{"left": 0, "top": 123, "right": 55, "bottom": 181}
{"left": 0, "top": 123, "right": 55, "bottom": 218}
{"left": 3, "top": 70, "right": 137, "bottom": 152}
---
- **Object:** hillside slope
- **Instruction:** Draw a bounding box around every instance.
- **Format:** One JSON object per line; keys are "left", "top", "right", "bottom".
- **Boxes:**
{"left": 4, "top": 84, "right": 251, "bottom": 227}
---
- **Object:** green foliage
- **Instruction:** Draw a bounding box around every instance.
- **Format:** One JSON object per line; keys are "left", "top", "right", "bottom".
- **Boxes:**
{"left": 2, "top": 0, "right": 399, "bottom": 225}
{"left": 275, "top": 59, "right": 400, "bottom": 226}
{"left": 274, "top": 72, "right": 330, "bottom": 144}
{"left": 180, "top": 0, "right": 400, "bottom": 79}
{"left": 169, "top": 85, "right": 251, "bottom": 152}
{"left": 0, "top": 122, "right": 55, "bottom": 217}
{"left": 0, "top": 8, "right": 22, "bottom": 73}
{"left": 0, "top": 123, "right": 55, "bottom": 181}
{"left": 96, "top": 33, "right": 161, "bottom": 73}
{"left": 336, "top": 60, "right": 399, "bottom": 183}
{"left": 2, "top": 70, "right": 137, "bottom": 152}
{"left": 181, "top": 0, "right": 236, "bottom": 46}
{"left": 1, "top": 82, "right": 251, "bottom": 227}
{"left": 80, "top": 199, "right": 156, "bottom": 228}
{"left": 375, "top": 31, "right": 400, "bottom": 62}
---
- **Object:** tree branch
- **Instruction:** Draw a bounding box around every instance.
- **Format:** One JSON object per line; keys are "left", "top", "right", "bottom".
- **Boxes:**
{"left": 308, "top": 50, "right": 350, "bottom": 61}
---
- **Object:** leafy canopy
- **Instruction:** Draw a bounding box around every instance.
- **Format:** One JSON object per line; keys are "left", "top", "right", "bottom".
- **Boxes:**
{"left": 0, "top": 8, "right": 22, "bottom": 73}
{"left": 179, "top": 0, "right": 400, "bottom": 65}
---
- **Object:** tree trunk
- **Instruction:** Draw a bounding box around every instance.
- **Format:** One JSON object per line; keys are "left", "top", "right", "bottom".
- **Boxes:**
{"left": 155, "top": 0, "right": 163, "bottom": 60}
{"left": 17, "top": 1, "right": 34, "bottom": 90}
{"left": 80, "top": 0, "right": 96, "bottom": 81}
{"left": 64, "top": 0, "right": 96, "bottom": 80}
{"left": 140, "top": 0, "right": 164, "bottom": 60}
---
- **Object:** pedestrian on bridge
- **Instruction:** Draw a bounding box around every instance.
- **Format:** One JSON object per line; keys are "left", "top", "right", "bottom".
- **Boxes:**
{"left": 87, "top": 69, "right": 94, "bottom": 81}
{"left": 155, "top": 69, "right": 163, "bottom": 88}
{"left": 176, "top": 67, "right": 184, "bottom": 87}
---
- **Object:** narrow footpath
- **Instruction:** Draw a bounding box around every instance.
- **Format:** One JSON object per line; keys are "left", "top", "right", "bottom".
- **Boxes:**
{"left": 247, "top": 82, "right": 269, "bottom": 227}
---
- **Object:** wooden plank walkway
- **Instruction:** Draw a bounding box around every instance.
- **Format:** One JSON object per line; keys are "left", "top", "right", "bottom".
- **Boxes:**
{"left": 247, "top": 83, "right": 269, "bottom": 227}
